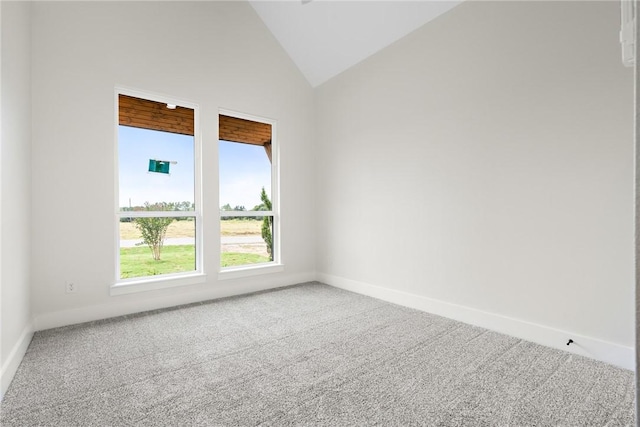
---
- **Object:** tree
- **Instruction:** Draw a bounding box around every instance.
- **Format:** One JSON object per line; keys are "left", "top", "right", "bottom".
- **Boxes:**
{"left": 259, "top": 188, "right": 273, "bottom": 260}
{"left": 134, "top": 202, "right": 175, "bottom": 261}
{"left": 220, "top": 204, "right": 248, "bottom": 220}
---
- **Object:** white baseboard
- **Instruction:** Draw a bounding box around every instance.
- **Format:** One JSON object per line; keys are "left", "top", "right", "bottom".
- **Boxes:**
{"left": 34, "top": 271, "right": 316, "bottom": 331}
{"left": 1, "top": 323, "right": 34, "bottom": 400}
{"left": 317, "top": 273, "right": 634, "bottom": 371}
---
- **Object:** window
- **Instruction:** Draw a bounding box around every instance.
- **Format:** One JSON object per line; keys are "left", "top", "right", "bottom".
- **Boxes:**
{"left": 115, "top": 91, "right": 202, "bottom": 287}
{"left": 219, "top": 111, "right": 279, "bottom": 271}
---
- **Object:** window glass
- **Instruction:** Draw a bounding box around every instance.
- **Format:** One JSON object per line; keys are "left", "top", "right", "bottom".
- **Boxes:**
{"left": 119, "top": 216, "right": 196, "bottom": 279}
{"left": 219, "top": 140, "right": 271, "bottom": 212}
{"left": 219, "top": 113, "right": 276, "bottom": 269}
{"left": 117, "top": 94, "right": 198, "bottom": 281}
{"left": 119, "top": 126, "right": 195, "bottom": 212}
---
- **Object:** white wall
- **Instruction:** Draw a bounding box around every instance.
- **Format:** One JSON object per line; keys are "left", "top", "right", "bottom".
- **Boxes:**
{"left": 316, "top": 1, "right": 634, "bottom": 368}
{"left": 1, "top": 1, "right": 33, "bottom": 397}
{"left": 30, "top": 1, "right": 315, "bottom": 328}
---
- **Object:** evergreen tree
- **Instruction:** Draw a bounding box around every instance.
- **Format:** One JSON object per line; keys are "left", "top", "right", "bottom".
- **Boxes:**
{"left": 259, "top": 188, "right": 273, "bottom": 260}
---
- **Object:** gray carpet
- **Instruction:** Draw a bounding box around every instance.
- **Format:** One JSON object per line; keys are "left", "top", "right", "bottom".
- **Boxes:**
{"left": 0, "top": 282, "right": 635, "bottom": 426}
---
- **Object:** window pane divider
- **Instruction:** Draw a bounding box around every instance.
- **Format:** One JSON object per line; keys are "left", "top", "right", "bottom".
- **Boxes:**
{"left": 117, "top": 211, "right": 197, "bottom": 218}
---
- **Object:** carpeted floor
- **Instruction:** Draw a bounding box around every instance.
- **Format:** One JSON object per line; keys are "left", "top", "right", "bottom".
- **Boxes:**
{"left": 0, "top": 282, "right": 635, "bottom": 426}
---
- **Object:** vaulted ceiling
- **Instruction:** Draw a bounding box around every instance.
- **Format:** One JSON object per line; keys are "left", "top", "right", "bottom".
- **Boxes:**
{"left": 249, "top": 1, "right": 462, "bottom": 87}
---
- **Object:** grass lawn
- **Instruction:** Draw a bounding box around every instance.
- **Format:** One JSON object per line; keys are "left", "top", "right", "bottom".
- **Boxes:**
{"left": 120, "top": 245, "right": 269, "bottom": 279}
{"left": 220, "top": 252, "right": 270, "bottom": 267}
{"left": 120, "top": 245, "right": 195, "bottom": 278}
{"left": 120, "top": 219, "right": 262, "bottom": 239}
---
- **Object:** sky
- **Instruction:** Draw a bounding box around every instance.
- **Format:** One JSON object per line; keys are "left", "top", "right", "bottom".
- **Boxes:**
{"left": 118, "top": 126, "right": 271, "bottom": 210}
{"left": 219, "top": 140, "right": 271, "bottom": 210}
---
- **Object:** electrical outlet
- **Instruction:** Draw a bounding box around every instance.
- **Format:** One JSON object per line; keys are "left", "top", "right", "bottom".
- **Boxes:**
{"left": 65, "top": 282, "right": 76, "bottom": 293}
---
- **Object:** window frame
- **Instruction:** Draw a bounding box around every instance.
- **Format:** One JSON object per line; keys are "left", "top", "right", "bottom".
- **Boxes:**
{"left": 112, "top": 87, "right": 204, "bottom": 295}
{"left": 218, "top": 108, "right": 282, "bottom": 279}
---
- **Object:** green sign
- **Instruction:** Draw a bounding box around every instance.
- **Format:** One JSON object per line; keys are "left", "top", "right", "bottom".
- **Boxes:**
{"left": 148, "top": 159, "right": 170, "bottom": 174}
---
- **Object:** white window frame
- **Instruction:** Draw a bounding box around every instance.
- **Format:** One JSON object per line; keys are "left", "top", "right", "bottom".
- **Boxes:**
{"left": 218, "top": 109, "right": 282, "bottom": 279}
{"left": 111, "top": 87, "right": 205, "bottom": 296}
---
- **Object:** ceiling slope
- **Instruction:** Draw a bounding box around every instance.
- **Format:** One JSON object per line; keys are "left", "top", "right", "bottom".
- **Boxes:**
{"left": 249, "top": 0, "right": 462, "bottom": 87}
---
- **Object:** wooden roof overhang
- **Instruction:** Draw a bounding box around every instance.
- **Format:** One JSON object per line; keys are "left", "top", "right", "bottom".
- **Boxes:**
{"left": 218, "top": 114, "right": 272, "bottom": 161}
{"left": 119, "top": 94, "right": 195, "bottom": 136}
{"left": 118, "top": 95, "right": 273, "bottom": 161}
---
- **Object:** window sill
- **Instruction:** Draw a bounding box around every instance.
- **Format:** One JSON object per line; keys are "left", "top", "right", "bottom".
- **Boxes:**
{"left": 218, "top": 263, "right": 284, "bottom": 281}
{"left": 111, "top": 272, "right": 207, "bottom": 296}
